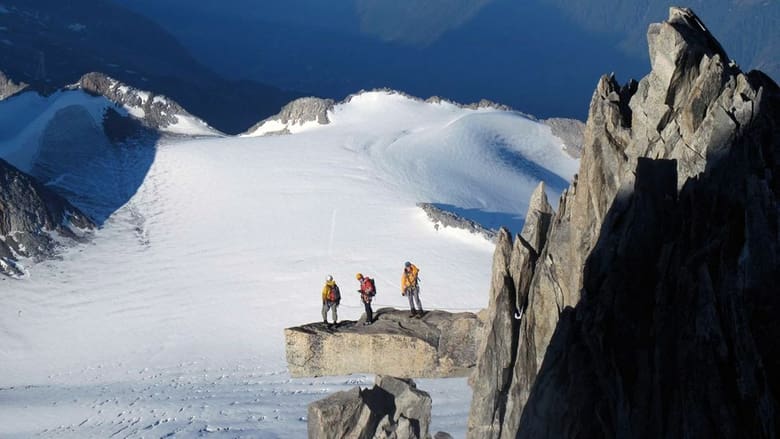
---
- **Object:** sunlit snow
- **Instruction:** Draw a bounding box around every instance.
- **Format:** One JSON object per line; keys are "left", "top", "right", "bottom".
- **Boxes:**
{"left": 0, "top": 91, "right": 578, "bottom": 438}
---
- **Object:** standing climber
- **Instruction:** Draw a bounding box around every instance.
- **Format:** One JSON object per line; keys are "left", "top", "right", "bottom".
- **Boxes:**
{"left": 321, "top": 275, "right": 340, "bottom": 327}
{"left": 356, "top": 273, "right": 376, "bottom": 325}
{"left": 401, "top": 261, "right": 423, "bottom": 318}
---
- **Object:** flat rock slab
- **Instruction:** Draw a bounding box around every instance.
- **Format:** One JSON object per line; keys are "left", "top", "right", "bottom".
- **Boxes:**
{"left": 285, "top": 308, "right": 479, "bottom": 378}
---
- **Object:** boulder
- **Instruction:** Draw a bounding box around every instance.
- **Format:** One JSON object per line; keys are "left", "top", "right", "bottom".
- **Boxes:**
{"left": 285, "top": 308, "right": 478, "bottom": 378}
{"left": 308, "top": 375, "right": 432, "bottom": 439}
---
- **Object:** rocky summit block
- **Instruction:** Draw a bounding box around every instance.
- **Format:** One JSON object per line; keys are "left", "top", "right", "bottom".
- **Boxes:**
{"left": 284, "top": 308, "right": 479, "bottom": 378}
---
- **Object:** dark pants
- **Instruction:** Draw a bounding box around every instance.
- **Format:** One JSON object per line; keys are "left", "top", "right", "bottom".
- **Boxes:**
{"left": 363, "top": 300, "right": 373, "bottom": 323}
{"left": 406, "top": 285, "right": 423, "bottom": 313}
{"left": 322, "top": 301, "right": 338, "bottom": 323}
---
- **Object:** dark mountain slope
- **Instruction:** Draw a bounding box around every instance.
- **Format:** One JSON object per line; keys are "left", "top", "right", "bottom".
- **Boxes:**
{"left": 0, "top": 0, "right": 298, "bottom": 133}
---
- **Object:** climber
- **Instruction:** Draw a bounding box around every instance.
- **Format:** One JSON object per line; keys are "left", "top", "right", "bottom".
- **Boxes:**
{"left": 321, "top": 275, "right": 340, "bottom": 328}
{"left": 356, "top": 272, "right": 376, "bottom": 325}
{"left": 401, "top": 261, "right": 423, "bottom": 318}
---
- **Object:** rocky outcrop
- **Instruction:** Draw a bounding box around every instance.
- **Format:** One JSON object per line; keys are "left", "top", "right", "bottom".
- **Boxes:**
{"left": 466, "top": 182, "right": 553, "bottom": 438}
{"left": 308, "top": 375, "right": 433, "bottom": 439}
{"left": 543, "top": 117, "right": 585, "bottom": 158}
{"left": 424, "top": 95, "right": 514, "bottom": 112}
{"left": 468, "top": 7, "right": 780, "bottom": 439}
{"left": 417, "top": 202, "right": 498, "bottom": 241}
{"left": 0, "top": 159, "right": 93, "bottom": 276}
{"left": 0, "top": 70, "right": 27, "bottom": 100}
{"left": 78, "top": 72, "right": 218, "bottom": 135}
{"left": 244, "top": 97, "right": 334, "bottom": 136}
{"left": 285, "top": 308, "right": 479, "bottom": 378}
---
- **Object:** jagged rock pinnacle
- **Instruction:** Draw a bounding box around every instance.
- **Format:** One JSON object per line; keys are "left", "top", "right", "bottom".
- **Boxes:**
{"left": 468, "top": 7, "right": 780, "bottom": 438}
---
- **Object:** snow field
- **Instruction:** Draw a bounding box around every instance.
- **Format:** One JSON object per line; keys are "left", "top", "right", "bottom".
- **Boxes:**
{"left": 0, "top": 91, "right": 578, "bottom": 438}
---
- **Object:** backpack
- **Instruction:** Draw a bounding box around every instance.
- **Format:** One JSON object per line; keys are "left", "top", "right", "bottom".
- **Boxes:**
{"left": 328, "top": 284, "right": 341, "bottom": 303}
{"left": 362, "top": 277, "right": 376, "bottom": 296}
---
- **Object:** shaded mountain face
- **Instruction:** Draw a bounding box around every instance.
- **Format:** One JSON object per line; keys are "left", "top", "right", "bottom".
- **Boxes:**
{"left": 354, "top": 0, "right": 492, "bottom": 46}
{"left": 0, "top": 158, "right": 93, "bottom": 277}
{"left": 468, "top": 7, "right": 779, "bottom": 439}
{"left": 113, "top": 0, "right": 652, "bottom": 120}
{"left": 540, "top": 0, "right": 780, "bottom": 79}
{"left": 116, "top": 0, "right": 777, "bottom": 121}
{"left": 0, "top": 0, "right": 298, "bottom": 134}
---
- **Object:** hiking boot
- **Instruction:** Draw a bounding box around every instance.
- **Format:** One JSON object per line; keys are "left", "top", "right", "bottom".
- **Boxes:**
{"left": 363, "top": 321, "right": 372, "bottom": 326}
{"left": 415, "top": 311, "right": 425, "bottom": 319}
{"left": 409, "top": 311, "right": 417, "bottom": 318}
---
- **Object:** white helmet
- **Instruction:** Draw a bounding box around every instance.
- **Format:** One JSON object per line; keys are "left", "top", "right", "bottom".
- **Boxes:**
{"left": 326, "top": 275, "right": 333, "bottom": 282}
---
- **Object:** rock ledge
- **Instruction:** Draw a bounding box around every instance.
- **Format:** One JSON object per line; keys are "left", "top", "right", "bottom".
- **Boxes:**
{"left": 285, "top": 308, "right": 479, "bottom": 378}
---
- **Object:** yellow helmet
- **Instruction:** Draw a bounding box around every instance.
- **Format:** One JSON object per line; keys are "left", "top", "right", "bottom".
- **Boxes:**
{"left": 356, "top": 272, "right": 363, "bottom": 280}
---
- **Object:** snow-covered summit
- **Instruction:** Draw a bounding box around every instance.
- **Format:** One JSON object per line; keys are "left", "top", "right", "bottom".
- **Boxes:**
{"left": 242, "top": 89, "right": 522, "bottom": 137}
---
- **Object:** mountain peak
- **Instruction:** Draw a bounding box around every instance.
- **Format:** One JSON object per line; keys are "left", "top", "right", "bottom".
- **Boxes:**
{"left": 77, "top": 72, "right": 220, "bottom": 136}
{"left": 469, "top": 7, "right": 780, "bottom": 438}
{"left": 647, "top": 7, "right": 731, "bottom": 93}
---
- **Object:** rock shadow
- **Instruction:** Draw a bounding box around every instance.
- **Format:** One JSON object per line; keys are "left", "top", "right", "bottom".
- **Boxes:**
{"left": 518, "top": 138, "right": 780, "bottom": 436}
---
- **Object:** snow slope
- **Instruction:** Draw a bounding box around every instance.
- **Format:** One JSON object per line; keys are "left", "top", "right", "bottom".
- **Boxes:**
{"left": 0, "top": 87, "right": 218, "bottom": 173}
{"left": 0, "top": 91, "right": 578, "bottom": 438}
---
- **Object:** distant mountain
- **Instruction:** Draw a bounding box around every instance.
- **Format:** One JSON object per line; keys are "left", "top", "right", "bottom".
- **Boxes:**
{"left": 114, "top": 0, "right": 779, "bottom": 121}
{"left": 354, "top": 0, "right": 491, "bottom": 46}
{"left": 0, "top": 0, "right": 299, "bottom": 134}
{"left": 114, "top": 0, "right": 649, "bottom": 121}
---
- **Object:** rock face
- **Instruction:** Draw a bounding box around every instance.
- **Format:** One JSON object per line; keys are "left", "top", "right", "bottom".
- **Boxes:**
{"left": 466, "top": 182, "right": 553, "bottom": 438}
{"left": 468, "top": 7, "right": 780, "bottom": 438}
{"left": 308, "top": 375, "right": 432, "bottom": 439}
{"left": 417, "top": 202, "right": 498, "bottom": 242}
{"left": 78, "top": 72, "right": 218, "bottom": 135}
{"left": 244, "top": 97, "right": 335, "bottom": 136}
{"left": 543, "top": 117, "right": 585, "bottom": 158}
{"left": 285, "top": 308, "right": 479, "bottom": 378}
{"left": 0, "top": 159, "right": 93, "bottom": 276}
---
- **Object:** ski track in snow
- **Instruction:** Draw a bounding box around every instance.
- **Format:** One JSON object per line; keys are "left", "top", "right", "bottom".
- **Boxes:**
{"left": 0, "top": 91, "right": 578, "bottom": 438}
